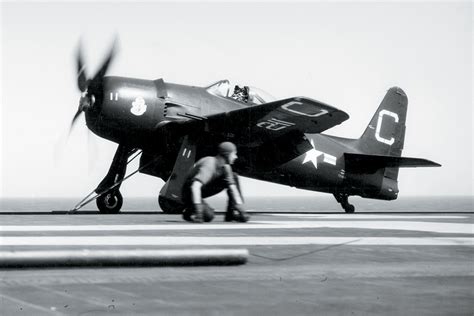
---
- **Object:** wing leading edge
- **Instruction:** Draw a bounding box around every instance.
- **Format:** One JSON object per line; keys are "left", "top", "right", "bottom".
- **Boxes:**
{"left": 160, "top": 97, "right": 349, "bottom": 147}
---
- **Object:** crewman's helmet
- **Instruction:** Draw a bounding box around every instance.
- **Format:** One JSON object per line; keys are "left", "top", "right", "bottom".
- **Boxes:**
{"left": 217, "top": 142, "right": 237, "bottom": 158}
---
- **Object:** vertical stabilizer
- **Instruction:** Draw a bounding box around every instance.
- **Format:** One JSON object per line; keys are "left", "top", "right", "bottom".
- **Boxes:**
{"left": 357, "top": 87, "right": 408, "bottom": 180}
{"left": 358, "top": 87, "right": 407, "bottom": 156}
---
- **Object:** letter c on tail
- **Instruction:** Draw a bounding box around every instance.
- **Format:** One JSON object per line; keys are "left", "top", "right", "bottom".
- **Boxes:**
{"left": 375, "top": 110, "right": 399, "bottom": 145}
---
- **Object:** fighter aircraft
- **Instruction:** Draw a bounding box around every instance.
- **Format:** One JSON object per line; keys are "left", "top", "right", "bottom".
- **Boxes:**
{"left": 70, "top": 42, "right": 440, "bottom": 214}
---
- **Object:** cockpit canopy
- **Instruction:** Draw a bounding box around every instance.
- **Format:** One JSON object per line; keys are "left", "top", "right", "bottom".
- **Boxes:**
{"left": 206, "top": 79, "right": 276, "bottom": 105}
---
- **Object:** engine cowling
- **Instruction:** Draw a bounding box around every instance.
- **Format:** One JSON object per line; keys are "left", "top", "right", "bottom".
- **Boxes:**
{"left": 86, "top": 77, "right": 167, "bottom": 146}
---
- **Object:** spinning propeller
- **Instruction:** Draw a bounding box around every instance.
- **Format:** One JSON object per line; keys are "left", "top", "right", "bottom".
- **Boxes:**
{"left": 70, "top": 39, "right": 117, "bottom": 132}
{"left": 54, "top": 38, "right": 117, "bottom": 168}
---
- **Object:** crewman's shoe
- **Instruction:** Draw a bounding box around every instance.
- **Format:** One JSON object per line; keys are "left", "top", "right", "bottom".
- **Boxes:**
{"left": 224, "top": 211, "right": 235, "bottom": 222}
{"left": 182, "top": 208, "right": 193, "bottom": 222}
{"left": 225, "top": 205, "right": 250, "bottom": 223}
{"left": 234, "top": 204, "right": 250, "bottom": 222}
{"left": 235, "top": 210, "right": 250, "bottom": 223}
{"left": 224, "top": 204, "right": 235, "bottom": 222}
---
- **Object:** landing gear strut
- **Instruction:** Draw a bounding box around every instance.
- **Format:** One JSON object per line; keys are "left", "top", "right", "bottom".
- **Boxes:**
{"left": 334, "top": 193, "right": 355, "bottom": 213}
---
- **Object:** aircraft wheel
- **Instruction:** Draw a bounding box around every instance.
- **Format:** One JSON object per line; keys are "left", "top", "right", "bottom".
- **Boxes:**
{"left": 344, "top": 204, "right": 355, "bottom": 213}
{"left": 97, "top": 190, "right": 123, "bottom": 214}
{"left": 159, "top": 196, "right": 185, "bottom": 214}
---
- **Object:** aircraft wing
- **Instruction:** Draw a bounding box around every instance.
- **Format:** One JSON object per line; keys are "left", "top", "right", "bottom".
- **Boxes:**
{"left": 344, "top": 153, "right": 441, "bottom": 174}
{"left": 161, "top": 97, "right": 349, "bottom": 147}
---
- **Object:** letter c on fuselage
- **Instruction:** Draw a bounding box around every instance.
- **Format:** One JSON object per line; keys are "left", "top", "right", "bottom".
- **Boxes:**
{"left": 375, "top": 110, "right": 399, "bottom": 145}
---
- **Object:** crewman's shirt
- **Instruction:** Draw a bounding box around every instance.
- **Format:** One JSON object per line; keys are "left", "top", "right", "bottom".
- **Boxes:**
{"left": 187, "top": 156, "right": 235, "bottom": 187}
{"left": 182, "top": 156, "right": 237, "bottom": 203}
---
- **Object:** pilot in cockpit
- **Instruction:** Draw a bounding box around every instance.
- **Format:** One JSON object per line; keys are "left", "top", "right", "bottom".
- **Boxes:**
{"left": 231, "top": 85, "right": 249, "bottom": 103}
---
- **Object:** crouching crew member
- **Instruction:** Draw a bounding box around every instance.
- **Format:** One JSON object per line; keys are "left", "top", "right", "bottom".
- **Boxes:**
{"left": 181, "top": 142, "right": 250, "bottom": 223}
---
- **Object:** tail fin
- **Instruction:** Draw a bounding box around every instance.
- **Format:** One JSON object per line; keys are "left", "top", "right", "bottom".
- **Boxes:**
{"left": 357, "top": 87, "right": 408, "bottom": 180}
{"left": 358, "top": 87, "right": 407, "bottom": 157}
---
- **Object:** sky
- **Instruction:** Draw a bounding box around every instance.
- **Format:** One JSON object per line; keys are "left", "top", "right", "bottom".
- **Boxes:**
{"left": 1, "top": 1, "right": 472, "bottom": 199}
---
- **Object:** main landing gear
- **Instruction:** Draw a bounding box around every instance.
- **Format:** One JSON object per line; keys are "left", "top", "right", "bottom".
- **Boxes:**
{"left": 95, "top": 145, "right": 136, "bottom": 214}
{"left": 334, "top": 193, "right": 355, "bottom": 213}
{"left": 70, "top": 144, "right": 157, "bottom": 214}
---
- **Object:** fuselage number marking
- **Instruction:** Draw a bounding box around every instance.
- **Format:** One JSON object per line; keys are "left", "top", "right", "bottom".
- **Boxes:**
{"left": 110, "top": 92, "right": 119, "bottom": 101}
{"left": 375, "top": 110, "right": 399, "bottom": 145}
{"left": 257, "top": 118, "right": 295, "bottom": 131}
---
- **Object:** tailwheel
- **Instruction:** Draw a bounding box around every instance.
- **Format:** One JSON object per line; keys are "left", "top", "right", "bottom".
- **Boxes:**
{"left": 334, "top": 193, "right": 356, "bottom": 213}
{"left": 343, "top": 203, "right": 355, "bottom": 213}
{"left": 97, "top": 190, "right": 123, "bottom": 214}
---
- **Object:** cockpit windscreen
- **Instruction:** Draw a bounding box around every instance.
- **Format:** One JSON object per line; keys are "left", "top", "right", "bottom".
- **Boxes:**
{"left": 206, "top": 80, "right": 276, "bottom": 105}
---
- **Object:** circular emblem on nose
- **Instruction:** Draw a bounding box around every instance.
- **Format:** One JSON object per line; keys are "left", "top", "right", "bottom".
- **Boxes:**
{"left": 131, "top": 97, "right": 147, "bottom": 116}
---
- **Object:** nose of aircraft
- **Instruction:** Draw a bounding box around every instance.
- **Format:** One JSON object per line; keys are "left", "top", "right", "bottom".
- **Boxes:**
{"left": 70, "top": 39, "right": 117, "bottom": 133}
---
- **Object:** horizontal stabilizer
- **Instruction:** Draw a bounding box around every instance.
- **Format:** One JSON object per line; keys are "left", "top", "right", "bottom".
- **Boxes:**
{"left": 344, "top": 153, "right": 441, "bottom": 174}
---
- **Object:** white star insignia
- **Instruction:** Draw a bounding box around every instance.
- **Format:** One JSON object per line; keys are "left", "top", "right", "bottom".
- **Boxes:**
{"left": 302, "top": 139, "right": 324, "bottom": 169}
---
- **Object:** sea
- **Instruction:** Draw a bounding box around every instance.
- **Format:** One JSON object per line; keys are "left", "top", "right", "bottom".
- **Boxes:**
{"left": 0, "top": 196, "right": 472, "bottom": 213}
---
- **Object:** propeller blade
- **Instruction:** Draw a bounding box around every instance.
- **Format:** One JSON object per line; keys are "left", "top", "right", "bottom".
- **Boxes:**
{"left": 69, "top": 108, "right": 83, "bottom": 134}
{"left": 76, "top": 44, "right": 87, "bottom": 92}
{"left": 89, "top": 38, "right": 117, "bottom": 94}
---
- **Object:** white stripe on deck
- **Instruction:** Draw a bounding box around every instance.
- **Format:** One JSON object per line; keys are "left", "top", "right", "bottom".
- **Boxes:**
{"left": 1, "top": 221, "right": 472, "bottom": 234}
{"left": 0, "top": 236, "right": 472, "bottom": 246}
{"left": 269, "top": 214, "right": 467, "bottom": 219}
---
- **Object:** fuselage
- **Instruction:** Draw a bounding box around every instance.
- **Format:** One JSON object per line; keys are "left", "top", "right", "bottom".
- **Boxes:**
{"left": 84, "top": 76, "right": 398, "bottom": 201}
